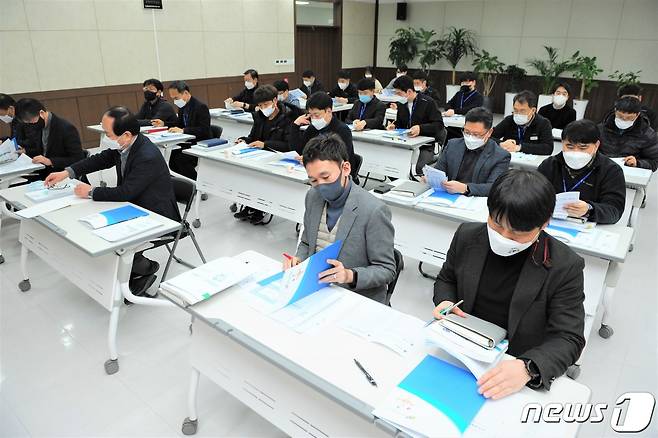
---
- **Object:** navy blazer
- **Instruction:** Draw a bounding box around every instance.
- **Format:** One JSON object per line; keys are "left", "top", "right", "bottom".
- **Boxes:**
{"left": 434, "top": 137, "right": 510, "bottom": 196}
{"left": 26, "top": 113, "right": 86, "bottom": 171}
{"left": 70, "top": 133, "right": 181, "bottom": 222}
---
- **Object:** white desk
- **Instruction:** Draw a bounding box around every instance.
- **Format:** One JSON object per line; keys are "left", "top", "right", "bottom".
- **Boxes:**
{"left": 0, "top": 158, "right": 44, "bottom": 264}
{"left": 184, "top": 147, "right": 309, "bottom": 226}
{"left": 208, "top": 110, "right": 253, "bottom": 141}
{"left": 161, "top": 250, "right": 590, "bottom": 437}
{"left": 0, "top": 184, "right": 180, "bottom": 374}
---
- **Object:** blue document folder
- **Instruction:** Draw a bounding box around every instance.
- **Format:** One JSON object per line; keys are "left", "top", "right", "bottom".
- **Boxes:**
{"left": 428, "top": 189, "right": 461, "bottom": 203}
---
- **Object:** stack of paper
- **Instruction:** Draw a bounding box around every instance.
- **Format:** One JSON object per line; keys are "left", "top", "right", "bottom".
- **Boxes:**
{"left": 418, "top": 190, "right": 480, "bottom": 210}
{"left": 0, "top": 138, "right": 18, "bottom": 164}
{"left": 552, "top": 191, "right": 580, "bottom": 219}
{"left": 0, "top": 153, "right": 35, "bottom": 173}
{"left": 92, "top": 216, "right": 162, "bottom": 242}
{"left": 422, "top": 165, "right": 448, "bottom": 190}
{"left": 268, "top": 151, "right": 304, "bottom": 170}
{"left": 228, "top": 145, "right": 271, "bottom": 160}
{"left": 80, "top": 205, "right": 148, "bottom": 229}
{"left": 161, "top": 257, "right": 257, "bottom": 306}
{"left": 25, "top": 181, "right": 77, "bottom": 203}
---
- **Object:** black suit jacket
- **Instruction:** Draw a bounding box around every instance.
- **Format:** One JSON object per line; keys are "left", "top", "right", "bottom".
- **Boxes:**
{"left": 174, "top": 96, "right": 211, "bottom": 142}
{"left": 70, "top": 133, "right": 181, "bottom": 222}
{"left": 300, "top": 80, "right": 324, "bottom": 98}
{"left": 446, "top": 89, "right": 484, "bottom": 115}
{"left": 27, "top": 113, "right": 86, "bottom": 171}
{"left": 232, "top": 85, "right": 258, "bottom": 112}
{"left": 394, "top": 93, "right": 445, "bottom": 143}
{"left": 3, "top": 118, "right": 40, "bottom": 152}
{"left": 346, "top": 97, "right": 386, "bottom": 129}
{"left": 240, "top": 102, "right": 293, "bottom": 152}
{"left": 329, "top": 83, "right": 358, "bottom": 104}
{"left": 492, "top": 113, "right": 554, "bottom": 155}
{"left": 433, "top": 223, "right": 585, "bottom": 390}
{"left": 136, "top": 97, "right": 178, "bottom": 127}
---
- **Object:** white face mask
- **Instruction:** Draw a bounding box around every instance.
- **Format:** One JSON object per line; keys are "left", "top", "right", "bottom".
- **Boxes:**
{"left": 303, "top": 80, "right": 313, "bottom": 87}
{"left": 513, "top": 113, "right": 529, "bottom": 126}
{"left": 463, "top": 134, "right": 486, "bottom": 150}
{"left": 0, "top": 115, "right": 13, "bottom": 123}
{"left": 174, "top": 98, "right": 186, "bottom": 108}
{"left": 563, "top": 151, "right": 593, "bottom": 170}
{"left": 338, "top": 81, "right": 348, "bottom": 91}
{"left": 311, "top": 117, "right": 328, "bottom": 130}
{"left": 244, "top": 81, "right": 255, "bottom": 90}
{"left": 413, "top": 85, "right": 423, "bottom": 92}
{"left": 277, "top": 94, "right": 286, "bottom": 102}
{"left": 396, "top": 94, "right": 408, "bottom": 104}
{"left": 102, "top": 135, "right": 122, "bottom": 150}
{"left": 553, "top": 94, "right": 568, "bottom": 108}
{"left": 487, "top": 223, "right": 538, "bottom": 257}
{"left": 396, "top": 72, "right": 405, "bottom": 78}
{"left": 615, "top": 117, "right": 634, "bottom": 130}
{"left": 260, "top": 104, "right": 275, "bottom": 118}
{"left": 364, "top": 74, "right": 372, "bottom": 79}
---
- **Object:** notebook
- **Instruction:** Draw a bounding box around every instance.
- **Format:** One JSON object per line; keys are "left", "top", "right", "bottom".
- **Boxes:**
{"left": 439, "top": 313, "right": 507, "bottom": 350}
{"left": 390, "top": 181, "right": 431, "bottom": 198}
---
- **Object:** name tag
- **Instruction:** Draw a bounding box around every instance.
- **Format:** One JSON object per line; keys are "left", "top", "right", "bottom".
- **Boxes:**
{"left": 530, "top": 135, "right": 538, "bottom": 141}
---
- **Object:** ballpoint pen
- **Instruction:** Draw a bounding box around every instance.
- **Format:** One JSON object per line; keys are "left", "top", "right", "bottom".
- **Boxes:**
{"left": 423, "top": 299, "right": 464, "bottom": 327}
{"left": 354, "top": 359, "right": 377, "bottom": 387}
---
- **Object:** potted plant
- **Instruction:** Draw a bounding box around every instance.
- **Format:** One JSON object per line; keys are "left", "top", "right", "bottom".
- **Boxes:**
{"left": 608, "top": 70, "right": 642, "bottom": 88}
{"left": 571, "top": 55, "right": 603, "bottom": 119}
{"left": 472, "top": 50, "right": 505, "bottom": 111}
{"left": 527, "top": 46, "right": 578, "bottom": 110}
{"left": 439, "top": 27, "right": 477, "bottom": 103}
{"left": 504, "top": 64, "right": 526, "bottom": 115}
{"left": 388, "top": 27, "right": 419, "bottom": 70}
{"left": 415, "top": 28, "right": 442, "bottom": 73}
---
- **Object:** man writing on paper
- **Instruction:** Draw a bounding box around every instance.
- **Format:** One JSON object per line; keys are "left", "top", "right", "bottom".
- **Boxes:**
{"left": 538, "top": 120, "right": 626, "bottom": 224}
{"left": 432, "top": 169, "right": 585, "bottom": 399}
{"left": 45, "top": 107, "right": 181, "bottom": 298}
{"left": 283, "top": 134, "right": 396, "bottom": 304}
{"left": 430, "top": 108, "right": 510, "bottom": 197}
{"left": 345, "top": 78, "right": 387, "bottom": 131}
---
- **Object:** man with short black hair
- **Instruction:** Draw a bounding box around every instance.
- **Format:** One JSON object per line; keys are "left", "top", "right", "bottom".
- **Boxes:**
{"left": 345, "top": 78, "right": 386, "bottom": 131}
{"left": 598, "top": 96, "right": 658, "bottom": 171}
{"left": 432, "top": 107, "right": 510, "bottom": 197}
{"left": 300, "top": 70, "right": 323, "bottom": 97}
{"left": 492, "top": 90, "right": 554, "bottom": 155}
{"left": 290, "top": 92, "right": 357, "bottom": 178}
{"left": 0, "top": 93, "right": 39, "bottom": 151}
{"left": 226, "top": 69, "right": 259, "bottom": 112}
{"left": 161, "top": 80, "right": 212, "bottom": 179}
{"left": 385, "top": 64, "right": 408, "bottom": 89}
{"left": 443, "top": 72, "right": 484, "bottom": 116}
{"left": 388, "top": 75, "right": 446, "bottom": 175}
{"left": 283, "top": 134, "right": 396, "bottom": 304}
{"left": 600, "top": 84, "right": 656, "bottom": 129}
{"left": 432, "top": 169, "right": 585, "bottom": 399}
{"left": 45, "top": 107, "right": 180, "bottom": 297}
{"left": 137, "top": 78, "right": 178, "bottom": 127}
{"left": 538, "top": 82, "right": 576, "bottom": 130}
{"left": 412, "top": 70, "right": 441, "bottom": 109}
{"left": 539, "top": 120, "right": 625, "bottom": 224}
{"left": 273, "top": 79, "right": 304, "bottom": 118}
{"left": 15, "top": 98, "right": 86, "bottom": 179}
{"left": 329, "top": 69, "right": 358, "bottom": 104}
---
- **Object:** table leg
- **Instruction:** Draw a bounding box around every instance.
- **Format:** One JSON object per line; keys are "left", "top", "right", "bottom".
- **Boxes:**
{"left": 106, "top": 285, "right": 121, "bottom": 375}
{"left": 18, "top": 244, "right": 31, "bottom": 292}
{"left": 182, "top": 368, "right": 200, "bottom": 435}
{"left": 598, "top": 261, "right": 622, "bottom": 339}
{"left": 192, "top": 191, "right": 201, "bottom": 228}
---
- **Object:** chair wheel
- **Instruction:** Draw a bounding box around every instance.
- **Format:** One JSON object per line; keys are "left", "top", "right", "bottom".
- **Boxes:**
{"left": 200, "top": 193, "right": 208, "bottom": 201}
{"left": 18, "top": 279, "right": 31, "bottom": 292}
{"left": 598, "top": 324, "right": 614, "bottom": 339}
{"left": 192, "top": 219, "right": 201, "bottom": 228}
{"left": 104, "top": 358, "right": 119, "bottom": 375}
{"left": 628, "top": 244, "right": 634, "bottom": 252}
{"left": 566, "top": 364, "right": 581, "bottom": 379}
{"left": 182, "top": 417, "right": 198, "bottom": 435}
{"left": 229, "top": 203, "right": 238, "bottom": 213}
{"left": 0, "top": 254, "right": 4, "bottom": 264}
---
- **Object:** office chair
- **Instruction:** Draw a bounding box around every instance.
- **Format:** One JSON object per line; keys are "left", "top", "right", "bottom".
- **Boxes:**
{"left": 385, "top": 249, "right": 405, "bottom": 306}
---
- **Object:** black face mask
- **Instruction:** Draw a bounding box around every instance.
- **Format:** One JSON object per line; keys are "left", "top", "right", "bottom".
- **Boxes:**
{"left": 144, "top": 90, "right": 158, "bottom": 102}
{"left": 30, "top": 117, "right": 45, "bottom": 130}
{"left": 460, "top": 85, "right": 472, "bottom": 93}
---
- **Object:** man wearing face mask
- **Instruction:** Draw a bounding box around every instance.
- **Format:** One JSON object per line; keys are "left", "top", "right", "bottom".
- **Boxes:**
{"left": 385, "top": 64, "right": 408, "bottom": 90}
{"left": 492, "top": 90, "right": 554, "bottom": 155}
{"left": 345, "top": 78, "right": 386, "bottom": 131}
{"left": 163, "top": 80, "right": 212, "bottom": 180}
{"left": 431, "top": 108, "right": 510, "bottom": 197}
{"left": 290, "top": 92, "right": 357, "bottom": 179}
{"left": 387, "top": 75, "right": 445, "bottom": 176}
{"left": 538, "top": 82, "right": 576, "bottom": 130}
{"left": 329, "top": 70, "right": 358, "bottom": 105}
{"left": 14, "top": 98, "right": 85, "bottom": 180}
{"left": 538, "top": 120, "right": 625, "bottom": 224}
{"left": 283, "top": 134, "right": 396, "bottom": 304}
{"left": 412, "top": 71, "right": 441, "bottom": 110}
{"left": 363, "top": 66, "right": 383, "bottom": 94}
{"left": 432, "top": 169, "right": 585, "bottom": 400}
{"left": 225, "top": 69, "right": 259, "bottom": 113}
{"left": 136, "top": 78, "right": 178, "bottom": 127}
{"left": 44, "top": 107, "right": 180, "bottom": 297}
{"left": 601, "top": 84, "right": 656, "bottom": 130}
{"left": 598, "top": 96, "right": 658, "bottom": 172}
{"left": 443, "top": 72, "right": 484, "bottom": 117}
{"left": 300, "top": 70, "right": 323, "bottom": 99}
{"left": 0, "top": 93, "right": 39, "bottom": 152}
{"left": 273, "top": 80, "right": 305, "bottom": 118}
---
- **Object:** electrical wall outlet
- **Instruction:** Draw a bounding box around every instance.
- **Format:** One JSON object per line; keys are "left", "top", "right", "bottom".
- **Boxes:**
{"left": 274, "top": 58, "right": 295, "bottom": 66}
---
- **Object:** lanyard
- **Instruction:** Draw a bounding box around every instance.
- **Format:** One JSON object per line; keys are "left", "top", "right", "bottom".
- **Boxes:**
{"left": 183, "top": 110, "right": 189, "bottom": 128}
{"left": 460, "top": 90, "right": 475, "bottom": 109}
{"left": 563, "top": 169, "right": 594, "bottom": 192}
{"left": 407, "top": 100, "right": 417, "bottom": 128}
{"left": 516, "top": 126, "right": 526, "bottom": 145}
{"left": 359, "top": 102, "right": 367, "bottom": 120}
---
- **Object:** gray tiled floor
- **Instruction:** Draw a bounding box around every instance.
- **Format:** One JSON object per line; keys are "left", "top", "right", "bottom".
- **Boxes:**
{"left": 1, "top": 176, "right": 656, "bottom": 437}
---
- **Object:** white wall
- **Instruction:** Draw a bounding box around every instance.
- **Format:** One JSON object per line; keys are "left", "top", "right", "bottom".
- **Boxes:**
{"left": 342, "top": 0, "right": 376, "bottom": 68}
{"left": 375, "top": 0, "right": 658, "bottom": 84}
{"left": 0, "top": 0, "right": 295, "bottom": 94}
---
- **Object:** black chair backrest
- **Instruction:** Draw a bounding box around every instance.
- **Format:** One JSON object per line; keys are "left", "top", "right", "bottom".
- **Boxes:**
{"left": 210, "top": 125, "right": 223, "bottom": 139}
{"left": 352, "top": 153, "right": 363, "bottom": 176}
{"left": 171, "top": 175, "right": 196, "bottom": 208}
{"left": 386, "top": 249, "right": 404, "bottom": 305}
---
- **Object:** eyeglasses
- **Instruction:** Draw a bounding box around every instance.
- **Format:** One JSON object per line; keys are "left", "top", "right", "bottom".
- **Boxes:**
{"left": 462, "top": 129, "right": 489, "bottom": 138}
{"left": 47, "top": 183, "right": 70, "bottom": 191}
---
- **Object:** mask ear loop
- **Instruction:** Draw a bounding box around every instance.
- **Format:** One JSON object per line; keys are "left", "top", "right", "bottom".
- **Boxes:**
{"left": 530, "top": 233, "right": 552, "bottom": 268}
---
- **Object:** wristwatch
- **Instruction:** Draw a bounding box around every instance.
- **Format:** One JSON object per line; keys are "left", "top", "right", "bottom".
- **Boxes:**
{"left": 584, "top": 203, "right": 594, "bottom": 218}
{"left": 520, "top": 358, "right": 542, "bottom": 389}
{"left": 464, "top": 185, "right": 471, "bottom": 196}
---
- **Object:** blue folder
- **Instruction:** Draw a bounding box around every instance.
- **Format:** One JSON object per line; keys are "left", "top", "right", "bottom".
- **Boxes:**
{"left": 547, "top": 224, "right": 580, "bottom": 238}
{"left": 98, "top": 205, "right": 148, "bottom": 226}
{"left": 428, "top": 189, "right": 461, "bottom": 203}
{"left": 398, "top": 355, "right": 486, "bottom": 433}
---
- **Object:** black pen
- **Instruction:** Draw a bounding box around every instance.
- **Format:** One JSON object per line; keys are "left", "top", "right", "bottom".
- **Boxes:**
{"left": 354, "top": 359, "right": 377, "bottom": 387}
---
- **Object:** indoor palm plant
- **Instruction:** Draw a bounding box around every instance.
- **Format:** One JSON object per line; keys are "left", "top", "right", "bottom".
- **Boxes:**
{"left": 439, "top": 27, "right": 477, "bottom": 103}
{"left": 415, "top": 28, "right": 442, "bottom": 73}
{"left": 571, "top": 54, "right": 603, "bottom": 118}
{"left": 503, "top": 64, "right": 527, "bottom": 114}
{"left": 527, "top": 46, "right": 578, "bottom": 110}
{"left": 608, "top": 70, "right": 642, "bottom": 88}
{"left": 388, "top": 27, "right": 419, "bottom": 69}
{"left": 472, "top": 50, "right": 505, "bottom": 110}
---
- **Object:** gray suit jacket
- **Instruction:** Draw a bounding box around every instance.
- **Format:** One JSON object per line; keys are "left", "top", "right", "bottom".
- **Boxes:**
{"left": 434, "top": 223, "right": 586, "bottom": 390}
{"left": 435, "top": 138, "right": 510, "bottom": 197}
{"left": 296, "top": 182, "right": 397, "bottom": 303}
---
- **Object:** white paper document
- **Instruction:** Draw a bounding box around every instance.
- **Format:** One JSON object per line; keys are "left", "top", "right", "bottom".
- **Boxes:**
{"left": 269, "top": 288, "right": 348, "bottom": 334}
{"left": 16, "top": 195, "right": 89, "bottom": 219}
{"left": 92, "top": 216, "right": 162, "bottom": 242}
{"left": 0, "top": 153, "right": 35, "bottom": 174}
{"left": 553, "top": 191, "right": 580, "bottom": 219}
{"left": 25, "top": 181, "right": 77, "bottom": 203}
{"left": 0, "top": 138, "right": 18, "bottom": 164}
{"left": 422, "top": 165, "right": 448, "bottom": 190}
